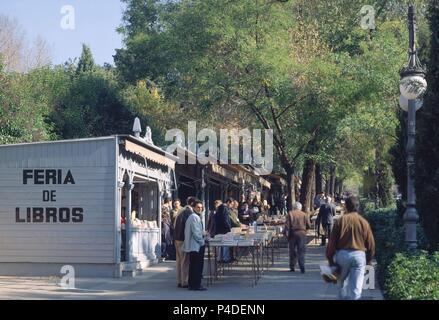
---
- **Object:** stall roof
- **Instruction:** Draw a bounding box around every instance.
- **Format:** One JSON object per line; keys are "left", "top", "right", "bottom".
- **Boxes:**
{"left": 174, "top": 145, "right": 218, "bottom": 164}
{"left": 210, "top": 163, "right": 240, "bottom": 183}
{"left": 264, "top": 173, "right": 287, "bottom": 186}
{"left": 0, "top": 136, "right": 115, "bottom": 148}
{"left": 222, "top": 164, "right": 271, "bottom": 189}
{"left": 119, "top": 135, "right": 178, "bottom": 169}
{"left": 0, "top": 135, "right": 178, "bottom": 169}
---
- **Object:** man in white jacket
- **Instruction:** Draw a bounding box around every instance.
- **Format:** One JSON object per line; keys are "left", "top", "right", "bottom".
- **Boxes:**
{"left": 183, "top": 199, "right": 207, "bottom": 291}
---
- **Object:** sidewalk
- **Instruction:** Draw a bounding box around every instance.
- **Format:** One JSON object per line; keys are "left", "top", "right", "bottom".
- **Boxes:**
{"left": 0, "top": 242, "right": 383, "bottom": 300}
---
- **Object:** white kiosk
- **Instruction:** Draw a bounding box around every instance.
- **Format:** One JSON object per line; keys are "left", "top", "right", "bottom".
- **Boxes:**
{"left": 0, "top": 133, "right": 176, "bottom": 277}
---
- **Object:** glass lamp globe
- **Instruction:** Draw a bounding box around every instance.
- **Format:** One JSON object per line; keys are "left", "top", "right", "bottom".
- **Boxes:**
{"left": 399, "top": 75, "right": 427, "bottom": 100}
{"left": 399, "top": 95, "right": 423, "bottom": 112}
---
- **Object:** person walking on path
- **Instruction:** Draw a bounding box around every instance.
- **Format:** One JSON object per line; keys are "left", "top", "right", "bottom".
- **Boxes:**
{"left": 285, "top": 202, "right": 311, "bottom": 273}
{"left": 313, "top": 192, "right": 325, "bottom": 211}
{"left": 174, "top": 196, "right": 196, "bottom": 288}
{"left": 326, "top": 195, "right": 375, "bottom": 300}
{"left": 316, "top": 196, "right": 336, "bottom": 246}
{"left": 183, "top": 199, "right": 207, "bottom": 291}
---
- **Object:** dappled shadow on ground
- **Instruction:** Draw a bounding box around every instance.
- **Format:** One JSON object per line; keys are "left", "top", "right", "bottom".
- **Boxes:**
{"left": 0, "top": 243, "right": 381, "bottom": 300}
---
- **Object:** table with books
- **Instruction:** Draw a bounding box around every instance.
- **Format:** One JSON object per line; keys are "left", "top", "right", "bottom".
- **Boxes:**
{"left": 205, "top": 226, "right": 279, "bottom": 287}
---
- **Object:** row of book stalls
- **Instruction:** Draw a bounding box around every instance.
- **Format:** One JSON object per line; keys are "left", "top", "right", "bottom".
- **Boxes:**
{"left": 174, "top": 146, "right": 279, "bottom": 212}
{"left": 0, "top": 127, "right": 290, "bottom": 278}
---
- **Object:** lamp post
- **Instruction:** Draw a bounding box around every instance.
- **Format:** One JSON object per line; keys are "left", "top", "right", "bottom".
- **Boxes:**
{"left": 399, "top": 5, "right": 427, "bottom": 251}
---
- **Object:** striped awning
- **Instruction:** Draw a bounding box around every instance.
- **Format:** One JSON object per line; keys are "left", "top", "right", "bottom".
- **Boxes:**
{"left": 259, "top": 177, "right": 271, "bottom": 189}
{"left": 210, "top": 164, "right": 240, "bottom": 183}
{"left": 124, "top": 139, "right": 175, "bottom": 169}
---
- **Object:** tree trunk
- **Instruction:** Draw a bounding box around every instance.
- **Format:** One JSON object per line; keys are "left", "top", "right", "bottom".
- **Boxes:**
{"left": 334, "top": 177, "right": 340, "bottom": 197}
{"left": 285, "top": 165, "right": 295, "bottom": 212}
{"left": 315, "top": 164, "right": 323, "bottom": 194}
{"left": 337, "top": 178, "right": 344, "bottom": 195}
{"left": 311, "top": 166, "right": 316, "bottom": 211}
{"left": 324, "top": 174, "right": 330, "bottom": 195}
{"left": 300, "top": 158, "right": 316, "bottom": 213}
{"left": 374, "top": 146, "right": 381, "bottom": 208}
{"left": 329, "top": 165, "right": 336, "bottom": 197}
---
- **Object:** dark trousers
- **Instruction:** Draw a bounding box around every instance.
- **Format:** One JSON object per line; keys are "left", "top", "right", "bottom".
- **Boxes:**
{"left": 189, "top": 246, "right": 205, "bottom": 289}
{"left": 321, "top": 224, "right": 333, "bottom": 246}
{"left": 289, "top": 231, "right": 307, "bottom": 270}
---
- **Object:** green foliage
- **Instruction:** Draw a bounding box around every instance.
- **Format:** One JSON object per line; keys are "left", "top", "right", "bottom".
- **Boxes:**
{"left": 364, "top": 207, "right": 435, "bottom": 299}
{"left": 415, "top": 0, "right": 439, "bottom": 252}
{"left": 0, "top": 65, "right": 67, "bottom": 144}
{"left": 389, "top": 109, "right": 407, "bottom": 201}
{"left": 51, "top": 66, "right": 134, "bottom": 139}
{"left": 120, "top": 79, "right": 184, "bottom": 145}
{"left": 113, "top": 0, "right": 429, "bottom": 208}
{"left": 76, "top": 44, "right": 95, "bottom": 74}
{"left": 115, "top": 0, "right": 167, "bottom": 83}
{"left": 364, "top": 207, "right": 404, "bottom": 289}
{"left": 386, "top": 251, "right": 439, "bottom": 300}
{"left": 360, "top": 197, "right": 378, "bottom": 212}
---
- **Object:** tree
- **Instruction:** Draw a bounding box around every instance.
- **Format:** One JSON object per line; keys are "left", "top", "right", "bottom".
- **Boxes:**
{"left": 50, "top": 48, "right": 134, "bottom": 139}
{"left": 50, "top": 67, "right": 134, "bottom": 139}
{"left": 415, "top": 0, "right": 439, "bottom": 252}
{"left": 76, "top": 44, "right": 95, "bottom": 74}
{"left": 115, "top": 0, "right": 373, "bottom": 210}
{"left": 114, "top": 0, "right": 417, "bottom": 210}
{"left": 0, "top": 15, "right": 52, "bottom": 72}
{"left": 114, "top": 0, "right": 166, "bottom": 83}
{"left": 0, "top": 15, "right": 25, "bottom": 72}
{"left": 0, "top": 64, "right": 65, "bottom": 144}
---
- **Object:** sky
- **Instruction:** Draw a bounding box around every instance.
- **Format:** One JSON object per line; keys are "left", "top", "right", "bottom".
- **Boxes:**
{"left": 0, "top": 0, "right": 126, "bottom": 65}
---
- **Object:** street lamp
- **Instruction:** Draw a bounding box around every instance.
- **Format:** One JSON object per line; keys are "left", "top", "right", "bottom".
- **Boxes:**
{"left": 399, "top": 5, "right": 427, "bottom": 251}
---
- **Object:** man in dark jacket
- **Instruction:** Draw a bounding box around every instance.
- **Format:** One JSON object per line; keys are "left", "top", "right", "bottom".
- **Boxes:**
{"left": 207, "top": 200, "right": 222, "bottom": 237}
{"left": 174, "top": 196, "right": 196, "bottom": 288}
{"left": 214, "top": 198, "right": 234, "bottom": 262}
{"left": 214, "top": 198, "right": 233, "bottom": 236}
{"left": 313, "top": 192, "right": 325, "bottom": 211}
{"left": 316, "top": 196, "right": 336, "bottom": 246}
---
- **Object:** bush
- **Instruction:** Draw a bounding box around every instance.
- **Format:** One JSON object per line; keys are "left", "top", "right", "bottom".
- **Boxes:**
{"left": 360, "top": 198, "right": 376, "bottom": 213}
{"left": 364, "top": 208, "right": 404, "bottom": 289}
{"left": 386, "top": 251, "right": 439, "bottom": 300}
{"left": 364, "top": 207, "right": 437, "bottom": 299}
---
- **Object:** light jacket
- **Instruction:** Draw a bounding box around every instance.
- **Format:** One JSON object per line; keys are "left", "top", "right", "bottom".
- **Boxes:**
{"left": 183, "top": 212, "right": 205, "bottom": 253}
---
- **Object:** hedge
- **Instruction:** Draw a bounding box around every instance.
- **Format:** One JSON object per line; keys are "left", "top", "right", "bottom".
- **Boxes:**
{"left": 386, "top": 251, "right": 439, "bottom": 300}
{"left": 364, "top": 207, "right": 438, "bottom": 300}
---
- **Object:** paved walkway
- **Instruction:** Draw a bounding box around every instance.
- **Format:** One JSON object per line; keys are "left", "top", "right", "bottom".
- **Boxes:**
{"left": 0, "top": 242, "right": 383, "bottom": 300}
